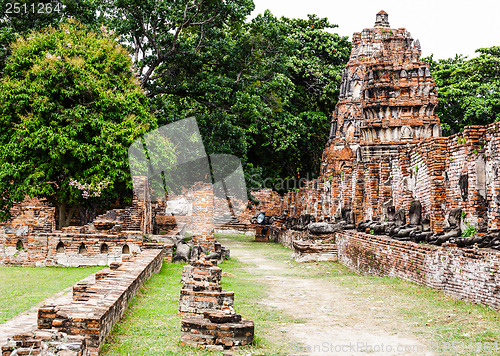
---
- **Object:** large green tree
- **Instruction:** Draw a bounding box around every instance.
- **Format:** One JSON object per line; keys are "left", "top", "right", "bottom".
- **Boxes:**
{"left": 0, "top": 21, "right": 156, "bottom": 226}
{"left": 143, "top": 11, "right": 350, "bottom": 190}
{"left": 425, "top": 46, "right": 500, "bottom": 135}
{"left": 0, "top": 0, "right": 100, "bottom": 74}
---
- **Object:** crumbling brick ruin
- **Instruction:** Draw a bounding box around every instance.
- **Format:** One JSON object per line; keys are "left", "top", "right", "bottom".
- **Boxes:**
{"left": 179, "top": 257, "right": 254, "bottom": 351}
{"left": 0, "top": 177, "right": 155, "bottom": 267}
{"left": 2, "top": 249, "right": 164, "bottom": 356}
{"left": 244, "top": 11, "right": 500, "bottom": 311}
{"left": 247, "top": 11, "right": 500, "bottom": 246}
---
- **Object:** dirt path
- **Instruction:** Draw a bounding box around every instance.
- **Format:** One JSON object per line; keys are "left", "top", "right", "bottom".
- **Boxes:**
{"left": 220, "top": 238, "right": 433, "bottom": 356}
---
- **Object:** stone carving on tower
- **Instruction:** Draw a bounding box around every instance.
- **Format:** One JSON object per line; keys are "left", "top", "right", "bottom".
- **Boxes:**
{"left": 322, "top": 11, "right": 440, "bottom": 175}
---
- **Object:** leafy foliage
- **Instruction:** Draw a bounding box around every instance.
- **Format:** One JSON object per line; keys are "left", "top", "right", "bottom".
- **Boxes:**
{"left": 142, "top": 11, "right": 350, "bottom": 190}
{"left": 0, "top": 21, "right": 155, "bottom": 225}
{"left": 0, "top": 0, "right": 101, "bottom": 74}
{"left": 425, "top": 46, "right": 500, "bottom": 135}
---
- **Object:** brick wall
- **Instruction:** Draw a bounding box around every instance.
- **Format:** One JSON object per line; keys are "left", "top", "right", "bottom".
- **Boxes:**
{"left": 37, "top": 249, "right": 163, "bottom": 355}
{"left": 244, "top": 122, "right": 500, "bottom": 236}
{"left": 336, "top": 231, "right": 500, "bottom": 310}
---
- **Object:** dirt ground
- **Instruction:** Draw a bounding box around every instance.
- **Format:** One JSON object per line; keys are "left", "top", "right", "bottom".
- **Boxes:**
{"left": 220, "top": 237, "right": 434, "bottom": 356}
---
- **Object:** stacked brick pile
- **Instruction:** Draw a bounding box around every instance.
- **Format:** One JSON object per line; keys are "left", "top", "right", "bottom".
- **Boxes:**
{"left": 179, "top": 256, "right": 254, "bottom": 351}
{"left": 178, "top": 258, "right": 234, "bottom": 314}
{"left": 1, "top": 331, "right": 88, "bottom": 356}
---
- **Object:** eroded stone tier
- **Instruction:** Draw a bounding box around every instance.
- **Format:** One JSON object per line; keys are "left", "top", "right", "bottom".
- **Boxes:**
{"left": 323, "top": 11, "right": 440, "bottom": 173}
{"left": 178, "top": 258, "right": 235, "bottom": 315}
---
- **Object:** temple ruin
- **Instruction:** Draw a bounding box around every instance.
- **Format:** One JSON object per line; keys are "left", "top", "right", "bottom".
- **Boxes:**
{"left": 243, "top": 12, "right": 500, "bottom": 311}
{"left": 1, "top": 9, "right": 500, "bottom": 355}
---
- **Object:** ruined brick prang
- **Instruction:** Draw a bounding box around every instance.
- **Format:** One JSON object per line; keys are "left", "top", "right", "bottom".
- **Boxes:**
{"left": 322, "top": 10, "right": 440, "bottom": 175}
{"left": 244, "top": 12, "right": 500, "bottom": 236}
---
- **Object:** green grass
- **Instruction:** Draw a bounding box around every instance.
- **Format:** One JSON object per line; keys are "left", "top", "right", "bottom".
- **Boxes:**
{"left": 0, "top": 266, "right": 102, "bottom": 323}
{"left": 100, "top": 257, "right": 296, "bottom": 355}
{"left": 101, "top": 233, "right": 500, "bottom": 356}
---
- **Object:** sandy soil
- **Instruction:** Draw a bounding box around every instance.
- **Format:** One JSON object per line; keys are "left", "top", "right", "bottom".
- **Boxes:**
{"left": 221, "top": 238, "right": 434, "bottom": 356}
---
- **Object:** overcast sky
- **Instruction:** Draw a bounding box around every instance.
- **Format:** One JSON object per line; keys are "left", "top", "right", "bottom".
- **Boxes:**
{"left": 250, "top": 0, "right": 500, "bottom": 60}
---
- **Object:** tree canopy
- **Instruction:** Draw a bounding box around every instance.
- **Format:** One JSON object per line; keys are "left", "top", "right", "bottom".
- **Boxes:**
{"left": 0, "top": 21, "right": 155, "bottom": 225}
{"left": 0, "top": 0, "right": 100, "bottom": 74}
{"left": 425, "top": 46, "right": 500, "bottom": 135}
{"left": 143, "top": 11, "right": 351, "bottom": 191}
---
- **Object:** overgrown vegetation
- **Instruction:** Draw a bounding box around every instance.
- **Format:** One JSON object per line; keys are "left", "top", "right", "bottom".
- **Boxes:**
{"left": 424, "top": 47, "right": 500, "bottom": 136}
{"left": 0, "top": 266, "right": 102, "bottom": 323}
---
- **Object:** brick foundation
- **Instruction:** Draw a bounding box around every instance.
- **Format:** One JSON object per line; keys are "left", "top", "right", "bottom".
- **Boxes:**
{"left": 292, "top": 240, "right": 338, "bottom": 263}
{"left": 2, "top": 249, "right": 164, "bottom": 356}
{"left": 180, "top": 313, "right": 254, "bottom": 351}
{"left": 336, "top": 231, "right": 500, "bottom": 310}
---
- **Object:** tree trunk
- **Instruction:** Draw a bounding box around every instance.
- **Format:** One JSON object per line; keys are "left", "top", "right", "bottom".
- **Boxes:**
{"left": 57, "top": 202, "right": 77, "bottom": 229}
{"left": 79, "top": 202, "right": 98, "bottom": 226}
{"left": 58, "top": 202, "right": 66, "bottom": 230}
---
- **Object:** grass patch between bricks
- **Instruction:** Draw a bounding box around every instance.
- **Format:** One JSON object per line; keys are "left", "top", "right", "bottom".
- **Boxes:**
{"left": 100, "top": 257, "right": 294, "bottom": 356}
{"left": 102, "top": 233, "right": 500, "bottom": 356}
{"left": 0, "top": 266, "right": 102, "bottom": 323}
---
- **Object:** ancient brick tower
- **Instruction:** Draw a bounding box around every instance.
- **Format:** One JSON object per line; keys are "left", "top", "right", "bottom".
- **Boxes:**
{"left": 321, "top": 11, "right": 441, "bottom": 175}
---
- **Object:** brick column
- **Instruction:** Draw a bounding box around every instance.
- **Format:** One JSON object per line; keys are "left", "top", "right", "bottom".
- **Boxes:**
{"left": 192, "top": 182, "right": 215, "bottom": 252}
{"left": 131, "top": 176, "right": 152, "bottom": 234}
{"left": 427, "top": 139, "right": 447, "bottom": 233}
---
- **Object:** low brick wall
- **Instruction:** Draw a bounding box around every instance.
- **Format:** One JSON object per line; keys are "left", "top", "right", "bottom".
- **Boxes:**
{"left": 3, "top": 249, "right": 164, "bottom": 356}
{"left": 269, "top": 226, "right": 500, "bottom": 311}
{"left": 336, "top": 231, "right": 500, "bottom": 311}
{"left": 0, "top": 231, "right": 143, "bottom": 267}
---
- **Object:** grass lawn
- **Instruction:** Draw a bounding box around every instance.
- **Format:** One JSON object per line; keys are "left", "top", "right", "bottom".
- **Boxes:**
{"left": 100, "top": 247, "right": 296, "bottom": 355}
{"left": 101, "top": 233, "right": 500, "bottom": 356}
{"left": 0, "top": 266, "right": 102, "bottom": 323}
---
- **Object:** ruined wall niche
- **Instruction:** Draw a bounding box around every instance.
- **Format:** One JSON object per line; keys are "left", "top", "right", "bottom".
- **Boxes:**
{"left": 122, "top": 244, "right": 130, "bottom": 255}
{"left": 100, "top": 243, "right": 109, "bottom": 254}
{"left": 352, "top": 82, "right": 362, "bottom": 99}
{"left": 78, "top": 243, "right": 87, "bottom": 254}
{"left": 476, "top": 156, "right": 487, "bottom": 199}
{"left": 458, "top": 174, "right": 468, "bottom": 202}
{"left": 56, "top": 241, "right": 65, "bottom": 253}
{"left": 345, "top": 123, "right": 355, "bottom": 141}
{"left": 400, "top": 126, "right": 413, "bottom": 140}
{"left": 16, "top": 240, "right": 24, "bottom": 251}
